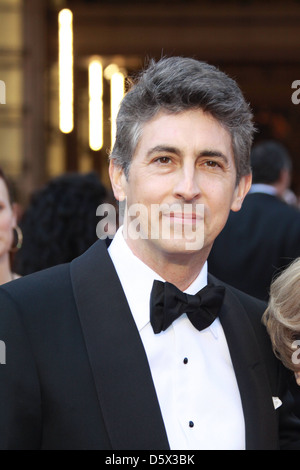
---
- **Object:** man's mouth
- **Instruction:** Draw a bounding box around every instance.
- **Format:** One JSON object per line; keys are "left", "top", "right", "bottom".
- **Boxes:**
{"left": 163, "top": 209, "right": 204, "bottom": 224}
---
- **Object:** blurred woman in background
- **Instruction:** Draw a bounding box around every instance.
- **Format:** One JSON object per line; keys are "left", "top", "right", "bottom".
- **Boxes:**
{"left": 263, "top": 257, "right": 300, "bottom": 385}
{"left": 263, "top": 258, "right": 300, "bottom": 418}
{"left": 13, "top": 172, "right": 114, "bottom": 275}
{"left": 0, "top": 167, "right": 22, "bottom": 285}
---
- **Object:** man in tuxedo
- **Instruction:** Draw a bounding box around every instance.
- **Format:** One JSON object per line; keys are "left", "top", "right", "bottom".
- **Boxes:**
{"left": 0, "top": 57, "right": 299, "bottom": 450}
{"left": 208, "top": 140, "right": 300, "bottom": 301}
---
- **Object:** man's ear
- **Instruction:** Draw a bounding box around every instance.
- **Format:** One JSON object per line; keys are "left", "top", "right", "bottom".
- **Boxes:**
{"left": 231, "top": 173, "right": 252, "bottom": 212}
{"left": 109, "top": 159, "right": 127, "bottom": 202}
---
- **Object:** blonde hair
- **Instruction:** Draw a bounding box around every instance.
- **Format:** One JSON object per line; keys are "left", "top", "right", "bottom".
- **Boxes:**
{"left": 263, "top": 258, "right": 300, "bottom": 372}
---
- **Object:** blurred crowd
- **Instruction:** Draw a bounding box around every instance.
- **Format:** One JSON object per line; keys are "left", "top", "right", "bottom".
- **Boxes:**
{"left": 0, "top": 169, "right": 117, "bottom": 283}
{"left": 208, "top": 139, "right": 300, "bottom": 301}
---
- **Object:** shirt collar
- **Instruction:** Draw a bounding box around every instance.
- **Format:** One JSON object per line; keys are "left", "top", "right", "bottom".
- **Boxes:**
{"left": 249, "top": 183, "right": 278, "bottom": 196}
{"left": 108, "top": 227, "right": 218, "bottom": 337}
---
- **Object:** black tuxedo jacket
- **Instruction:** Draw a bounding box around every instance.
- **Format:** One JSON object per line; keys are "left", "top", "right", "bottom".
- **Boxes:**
{"left": 208, "top": 192, "right": 300, "bottom": 301}
{"left": 0, "top": 240, "right": 299, "bottom": 450}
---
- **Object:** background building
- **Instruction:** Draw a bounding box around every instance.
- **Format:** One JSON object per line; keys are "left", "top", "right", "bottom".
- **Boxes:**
{"left": 1, "top": 0, "right": 300, "bottom": 205}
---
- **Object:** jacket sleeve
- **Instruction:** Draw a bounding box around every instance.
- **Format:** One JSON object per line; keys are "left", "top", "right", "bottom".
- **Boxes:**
{"left": 0, "top": 288, "right": 42, "bottom": 449}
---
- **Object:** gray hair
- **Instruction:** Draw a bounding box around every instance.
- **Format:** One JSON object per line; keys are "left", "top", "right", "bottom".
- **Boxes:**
{"left": 109, "top": 56, "right": 255, "bottom": 183}
{"left": 263, "top": 258, "right": 300, "bottom": 372}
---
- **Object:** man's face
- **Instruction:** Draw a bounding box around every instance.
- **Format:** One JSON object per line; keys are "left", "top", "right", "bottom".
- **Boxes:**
{"left": 110, "top": 109, "right": 251, "bottom": 266}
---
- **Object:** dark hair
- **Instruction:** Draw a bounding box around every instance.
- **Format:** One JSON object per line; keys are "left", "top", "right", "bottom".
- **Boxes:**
{"left": 14, "top": 172, "right": 110, "bottom": 275}
{"left": 251, "top": 140, "right": 292, "bottom": 184}
{"left": 110, "top": 56, "right": 255, "bottom": 183}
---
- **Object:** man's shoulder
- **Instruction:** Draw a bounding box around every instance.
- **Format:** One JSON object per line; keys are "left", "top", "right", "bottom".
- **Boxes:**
{"left": 226, "top": 281, "right": 266, "bottom": 311}
{"left": 209, "top": 274, "right": 277, "bottom": 367}
{"left": 209, "top": 273, "right": 267, "bottom": 322}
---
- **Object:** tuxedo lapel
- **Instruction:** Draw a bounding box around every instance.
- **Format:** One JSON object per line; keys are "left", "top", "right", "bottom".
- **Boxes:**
{"left": 70, "top": 240, "right": 169, "bottom": 450}
{"left": 209, "top": 275, "right": 279, "bottom": 449}
{"left": 70, "top": 242, "right": 279, "bottom": 450}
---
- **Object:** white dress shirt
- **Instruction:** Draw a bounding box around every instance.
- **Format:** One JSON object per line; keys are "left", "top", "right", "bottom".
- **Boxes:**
{"left": 108, "top": 227, "right": 245, "bottom": 450}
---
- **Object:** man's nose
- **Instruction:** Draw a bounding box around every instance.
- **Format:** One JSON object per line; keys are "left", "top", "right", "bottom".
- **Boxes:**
{"left": 173, "top": 166, "right": 201, "bottom": 202}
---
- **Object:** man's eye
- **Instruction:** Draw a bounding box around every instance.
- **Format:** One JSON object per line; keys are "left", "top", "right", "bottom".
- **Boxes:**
{"left": 155, "top": 157, "right": 171, "bottom": 164}
{"left": 204, "top": 160, "right": 220, "bottom": 168}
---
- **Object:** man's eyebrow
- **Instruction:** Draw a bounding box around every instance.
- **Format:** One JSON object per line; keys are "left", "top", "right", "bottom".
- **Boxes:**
{"left": 146, "top": 146, "right": 230, "bottom": 163}
{"left": 146, "top": 145, "right": 183, "bottom": 158}
{"left": 199, "top": 149, "right": 229, "bottom": 164}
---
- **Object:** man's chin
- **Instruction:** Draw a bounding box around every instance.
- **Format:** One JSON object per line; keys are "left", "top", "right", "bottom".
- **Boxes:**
{"left": 150, "top": 237, "right": 205, "bottom": 256}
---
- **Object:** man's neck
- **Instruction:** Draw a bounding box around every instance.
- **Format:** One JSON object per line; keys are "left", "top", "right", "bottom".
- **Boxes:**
{"left": 125, "top": 237, "right": 209, "bottom": 291}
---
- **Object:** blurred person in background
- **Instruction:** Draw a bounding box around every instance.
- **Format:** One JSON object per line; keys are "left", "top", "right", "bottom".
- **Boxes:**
{"left": 263, "top": 257, "right": 300, "bottom": 416}
{"left": 14, "top": 172, "right": 115, "bottom": 275}
{"left": 0, "top": 167, "right": 22, "bottom": 285}
{"left": 208, "top": 140, "right": 300, "bottom": 300}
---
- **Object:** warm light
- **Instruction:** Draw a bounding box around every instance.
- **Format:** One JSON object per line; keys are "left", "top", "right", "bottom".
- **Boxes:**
{"left": 58, "top": 9, "right": 73, "bottom": 133}
{"left": 104, "top": 63, "right": 119, "bottom": 81}
{"left": 89, "top": 59, "right": 103, "bottom": 151}
{"left": 110, "top": 69, "right": 125, "bottom": 147}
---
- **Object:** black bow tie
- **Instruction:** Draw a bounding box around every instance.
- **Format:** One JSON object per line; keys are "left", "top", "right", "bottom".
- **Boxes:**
{"left": 150, "top": 280, "right": 225, "bottom": 334}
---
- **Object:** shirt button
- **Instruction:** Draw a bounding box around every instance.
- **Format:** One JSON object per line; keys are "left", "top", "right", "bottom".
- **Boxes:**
{"left": 183, "top": 357, "right": 188, "bottom": 364}
{"left": 189, "top": 421, "right": 194, "bottom": 428}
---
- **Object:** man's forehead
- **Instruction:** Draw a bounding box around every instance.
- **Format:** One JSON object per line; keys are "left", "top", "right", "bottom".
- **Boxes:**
{"left": 131, "top": 109, "right": 233, "bottom": 158}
